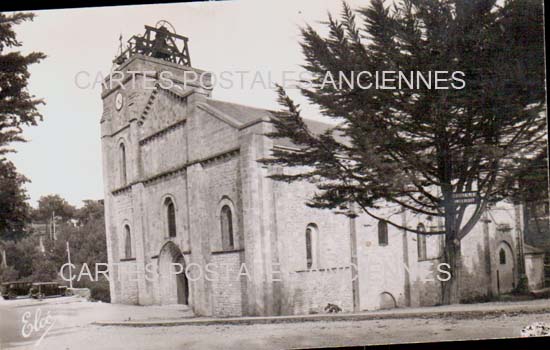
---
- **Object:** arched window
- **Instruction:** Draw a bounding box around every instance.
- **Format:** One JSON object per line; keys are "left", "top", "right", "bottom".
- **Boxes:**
{"left": 165, "top": 198, "right": 176, "bottom": 238}
{"left": 124, "top": 225, "right": 132, "bottom": 259}
{"left": 378, "top": 220, "right": 388, "bottom": 246}
{"left": 417, "top": 223, "right": 427, "bottom": 261}
{"left": 120, "top": 143, "right": 127, "bottom": 185}
{"left": 305, "top": 224, "right": 319, "bottom": 269}
{"left": 499, "top": 248, "right": 506, "bottom": 264}
{"left": 220, "top": 205, "right": 234, "bottom": 250}
{"left": 305, "top": 226, "right": 313, "bottom": 269}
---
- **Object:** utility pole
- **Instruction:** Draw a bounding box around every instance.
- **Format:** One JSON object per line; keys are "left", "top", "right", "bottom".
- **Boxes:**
{"left": 348, "top": 203, "right": 360, "bottom": 312}
{"left": 52, "top": 211, "right": 57, "bottom": 241}
{"left": 401, "top": 208, "right": 411, "bottom": 307}
{"left": 66, "top": 241, "right": 73, "bottom": 289}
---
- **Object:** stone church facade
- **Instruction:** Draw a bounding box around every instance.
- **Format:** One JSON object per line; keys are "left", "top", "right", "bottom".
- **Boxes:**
{"left": 101, "top": 25, "right": 542, "bottom": 317}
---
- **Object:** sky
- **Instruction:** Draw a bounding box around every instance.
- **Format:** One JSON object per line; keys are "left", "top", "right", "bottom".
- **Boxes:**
{"left": 6, "top": 0, "right": 369, "bottom": 207}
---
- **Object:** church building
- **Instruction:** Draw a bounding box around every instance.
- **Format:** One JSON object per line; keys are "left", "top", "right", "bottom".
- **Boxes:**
{"left": 101, "top": 23, "right": 542, "bottom": 317}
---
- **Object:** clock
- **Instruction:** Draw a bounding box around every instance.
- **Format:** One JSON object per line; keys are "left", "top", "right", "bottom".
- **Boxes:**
{"left": 115, "top": 92, "right": 123, "bottom": 111}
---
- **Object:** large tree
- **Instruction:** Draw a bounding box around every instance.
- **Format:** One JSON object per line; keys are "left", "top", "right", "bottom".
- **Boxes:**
{"left": 263, "top": 0, "right": 546, "bottom": 304}
{"left": 32, "top": 194, "right": 77, "bottom": 223}
{"left": 0, "top": 160, "right": 30, "bottom": 240}
{"left": 50, "top": 200, "right": 107, "bottom": 277}
{"left": 0, "top": 12, "right": 45, "bottom": 240}
{"left": 1, "top": 199, "right": 107, "bottom": 283}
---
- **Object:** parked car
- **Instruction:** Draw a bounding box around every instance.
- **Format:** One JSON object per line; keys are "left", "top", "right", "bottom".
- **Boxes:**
{"left": 30, "top": 282, "right": 67, "bottom": 299}
{"left": 0, "top": 281, "right": 33, "bottom": 300}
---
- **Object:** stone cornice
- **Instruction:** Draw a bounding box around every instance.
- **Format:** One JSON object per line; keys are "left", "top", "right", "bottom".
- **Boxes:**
{"left": 101, "top": 54, "right": 212, "bottom": 99}
{"left": 111, "top": 147, "right": 240, "bottom": 196}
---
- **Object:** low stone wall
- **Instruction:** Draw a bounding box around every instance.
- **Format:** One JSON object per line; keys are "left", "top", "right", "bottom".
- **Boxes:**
{"left": 68, "top": 288, "right": 91, "bottom": 299}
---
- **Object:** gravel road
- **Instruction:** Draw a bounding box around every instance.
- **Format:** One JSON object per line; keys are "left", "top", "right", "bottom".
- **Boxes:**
{"left": 1, "top": 297, "right": 549, "bottom": 350}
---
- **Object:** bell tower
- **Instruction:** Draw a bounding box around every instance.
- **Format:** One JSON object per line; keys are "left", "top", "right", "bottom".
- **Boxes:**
{"left": 113, "top": 20, "right": 191, "bottom": 67}
{"left": 101, "top": 20, "right": 211, "bottom": 191}
{"left": 100, "top": 21, "right": 211, "bottom": 305}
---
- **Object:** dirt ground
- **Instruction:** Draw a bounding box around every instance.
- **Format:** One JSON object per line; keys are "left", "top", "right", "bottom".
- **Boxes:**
{"left": 1, "top": 297, "right": 549, "bottom": 350}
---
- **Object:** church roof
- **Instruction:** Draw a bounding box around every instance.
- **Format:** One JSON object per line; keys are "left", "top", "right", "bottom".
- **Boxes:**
{"left": 203, "top": 98, "right": 340, "bottom": 149}
{"left": 205, "top": 99, "right": 274, "bottom": 125}
{"left": 524, "top": 244, "right": 545, "bottom": 255}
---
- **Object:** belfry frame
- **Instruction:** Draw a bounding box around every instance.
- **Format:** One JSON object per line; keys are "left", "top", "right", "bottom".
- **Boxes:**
{"left": 114, "top": 22, "right": 191, "bottom": 66}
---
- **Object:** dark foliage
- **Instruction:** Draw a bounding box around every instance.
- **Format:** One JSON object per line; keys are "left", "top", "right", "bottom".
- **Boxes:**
{"left": 0, "top": 12, "right": 45, "bottom": 241}
{"left": 0, "top": 160, "right": 30, "bottom": 240}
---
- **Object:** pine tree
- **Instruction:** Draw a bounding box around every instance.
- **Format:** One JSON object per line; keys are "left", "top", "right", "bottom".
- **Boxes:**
{"left": 262, "top": 0, "right": 546, "bottom": 304}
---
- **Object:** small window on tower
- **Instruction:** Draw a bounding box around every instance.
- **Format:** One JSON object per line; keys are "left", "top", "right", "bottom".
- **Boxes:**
{"left": 165, "top": 198, "right": 176, "bottom": 238}
{"left": 120, "top": 143, "right": 127, "bottom": 185}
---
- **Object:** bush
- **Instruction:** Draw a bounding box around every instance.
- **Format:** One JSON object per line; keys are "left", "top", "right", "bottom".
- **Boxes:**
{"left": 0, "top": 265, "right": 19, "bottom": 283}
{"left": 512, "top": 275, "right": 530, "bottom": 295}
{"left": 90, "top": 282, "right": 111, "bottom": 303}
{"left": 74, "top": 278, "right": 111, "bottom": 303}
{"left": 459, "top": 294, "right": 496, "bottom": 304}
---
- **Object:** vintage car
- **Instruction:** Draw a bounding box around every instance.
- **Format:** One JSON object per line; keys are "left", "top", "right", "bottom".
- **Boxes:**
{"left": 0, "top": 281, "right": 33, "bottom": 300}
{"left": 29, "top": 282, "right": 68, "bottom": 299}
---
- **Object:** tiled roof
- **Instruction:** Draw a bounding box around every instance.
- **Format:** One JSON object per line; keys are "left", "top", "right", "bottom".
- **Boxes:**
{"left": 204, "top": 98, "right": 340, "bottom": 148}
{"left": 205, "top": 99, "right": 274, "bottom": 125}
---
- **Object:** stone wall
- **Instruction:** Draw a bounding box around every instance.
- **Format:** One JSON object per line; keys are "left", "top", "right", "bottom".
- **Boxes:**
{"left": 525, "top": 253, "right": 545, "bottom": 290}
{"left": 210, "top": 251, "right": 245, "bottom": 316}
{"left": 140, "top": 122, "right": 188, "bottom": 179}
{"left": 271, "top": 170, "right": 354, "bottom": 315}
{"left": 288, "top": 268, "right": 353, "bottom": 314}
{"left": 459, "top": 223, "right": 492, "bottom": 302}
{"left": 354, "top": 209, "right": 410, "bottom": 309}
{"left": 118, "top": 261, "right": 139, "bottom": 305}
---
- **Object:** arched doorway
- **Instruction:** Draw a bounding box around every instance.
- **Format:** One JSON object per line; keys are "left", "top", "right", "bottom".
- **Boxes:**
{"left": 378, "top": 292, "right": 397, "bottom": 309}
{"left": 158, "top": 241, "right": 189, "bottom": 305}
{"left": 174, "top": 254, "right": 188, "bottom": 305}
{"left": 496, "top": 241, "right": 515, "bottom": 294}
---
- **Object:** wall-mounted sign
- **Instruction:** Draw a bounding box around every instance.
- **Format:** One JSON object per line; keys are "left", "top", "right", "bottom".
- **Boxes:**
{"left": 451, "top": 191, "right": 480, "bottom": 205}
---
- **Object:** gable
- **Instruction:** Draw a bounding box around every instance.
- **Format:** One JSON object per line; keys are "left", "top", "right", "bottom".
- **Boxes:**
{"left": 138, "top": 86, "right": 192, "bottom": 139}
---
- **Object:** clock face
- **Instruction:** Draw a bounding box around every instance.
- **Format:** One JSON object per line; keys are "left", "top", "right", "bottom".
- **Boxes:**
{"left": 115, "top": 92, "right": 123, "bottom": 111}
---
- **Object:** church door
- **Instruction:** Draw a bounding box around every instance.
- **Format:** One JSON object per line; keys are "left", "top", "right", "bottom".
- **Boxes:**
{"left": 175, "top": 255, "right": 189, "bottom": 305}
{"left": 159, "top": 242, "right": 189, "bottom": 305}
